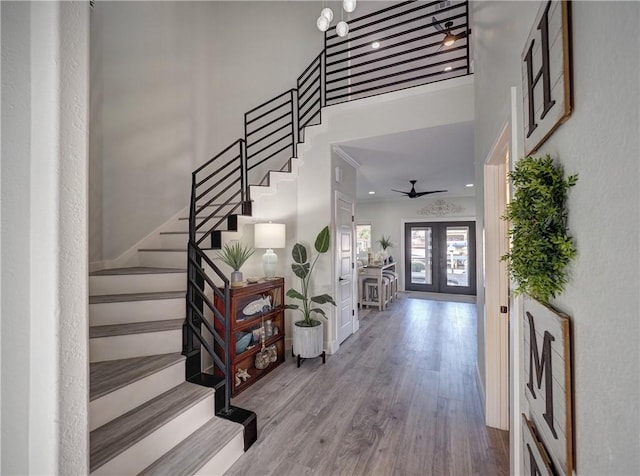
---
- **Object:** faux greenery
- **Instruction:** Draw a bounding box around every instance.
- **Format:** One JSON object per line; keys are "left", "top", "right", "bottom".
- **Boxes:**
{"left": 377, "top": 235, "right": 394, "bottom": 250}
{"left": 501, "top": 155, "right": 578, "bottom": 303}
{"left": 217, "top": 241, "right": 254, "bottom": 271}
{"left": 285, "top": 226, "right": 336, "bottom": 327}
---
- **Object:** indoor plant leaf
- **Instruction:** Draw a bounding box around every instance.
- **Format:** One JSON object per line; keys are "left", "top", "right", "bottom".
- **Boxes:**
{"left": 292, "top": 243, "right": 307, "bottom": 264}
{"left": 314, "top": 225, "right": 330, "bottom": 254}
{"left": 286, "top": 289, "right": 306, "bottom": 301}
{"left": 291, "top": 263, "right": 310, "bottom": 279}
{"left": 311, "top": 294, "right": 337, "bottom": 306}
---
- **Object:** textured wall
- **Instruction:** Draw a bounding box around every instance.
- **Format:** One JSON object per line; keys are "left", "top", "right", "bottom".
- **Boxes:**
{"left": 473, "top": 1, "right": 640, "bottom": 473}
{"left": 1, "top": 2, "right": 89, "bottom": 473}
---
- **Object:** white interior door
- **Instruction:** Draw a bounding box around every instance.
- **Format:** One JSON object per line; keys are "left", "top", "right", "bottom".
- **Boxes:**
{"left": 336, "top": 193, "right": 355, "bottom": 345}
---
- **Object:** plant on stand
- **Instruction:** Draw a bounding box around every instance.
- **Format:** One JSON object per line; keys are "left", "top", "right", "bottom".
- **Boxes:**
{"left": 285, "top": 226, "right": 336, "bottom": 364}
{"left": 217, "top": 241, "right": 254, "bottom": 288}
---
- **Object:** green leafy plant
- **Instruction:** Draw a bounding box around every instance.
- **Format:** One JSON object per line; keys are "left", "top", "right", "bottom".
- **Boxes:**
{"left": 285, "top": 226, "right": 336, "bottom": 327}
{"left": 377, "top": 235, "right": 394, "bottom": 251}
{"left": 216, "top": 241, "right": 254, "bottom": 271}
{"left": 501, "top": 155, "right": 578, "bottom": 303}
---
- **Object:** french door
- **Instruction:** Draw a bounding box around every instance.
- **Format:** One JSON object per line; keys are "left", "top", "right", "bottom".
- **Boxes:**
{"left": 404, "top": 221, "right": 476, "bottom": 295}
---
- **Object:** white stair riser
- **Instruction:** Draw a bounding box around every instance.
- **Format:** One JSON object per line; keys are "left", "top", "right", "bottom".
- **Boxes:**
{"left": 139, "top": 251, "right": 187, "bottom": 268}
{"left": 195, "top": 430, "right": 244, "bottom": 476}
{"left": 90, "top": 393, "right": 216, "bottom": 476}
{"left": 90, "top": 330, "right": 182, "bottom": 362}
{"left": 90, "top": 273, "right": 186, "bottom": 296}
{"left": 90, "top": 298, "right": 184, "bottom": 326}
{"left": 89, "top": 360, "right": 185, "bottom": 431}
{"left": 159, "top": 233, "right": 190, "bottom": 249}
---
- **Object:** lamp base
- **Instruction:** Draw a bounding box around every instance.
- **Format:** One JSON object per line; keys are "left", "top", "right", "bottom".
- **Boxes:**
{"left": 262, "top": 249, "right": 278, "bottom": 279}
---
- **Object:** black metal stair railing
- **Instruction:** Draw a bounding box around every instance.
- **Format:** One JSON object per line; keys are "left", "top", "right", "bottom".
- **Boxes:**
{"left": 183, "top": 0, "right": 470, "bottom": 419}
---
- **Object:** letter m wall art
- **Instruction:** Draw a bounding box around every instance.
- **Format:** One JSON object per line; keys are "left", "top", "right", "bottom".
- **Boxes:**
{"left": 522, "top": 296, "right": 574, "bottom": 475}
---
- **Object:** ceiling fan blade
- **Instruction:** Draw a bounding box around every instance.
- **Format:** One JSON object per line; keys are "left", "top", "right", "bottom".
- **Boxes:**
{"left": 454, "top": 30, "right": 469, "bottom": 40}
{"left": 391, "top": 189, "right": 410, "bottom": 195}
{"left": 414, "top": 190, "right": 448, "bottom": 197}
{"left": 432, "top": 16, "right": 445, "bottom": 32}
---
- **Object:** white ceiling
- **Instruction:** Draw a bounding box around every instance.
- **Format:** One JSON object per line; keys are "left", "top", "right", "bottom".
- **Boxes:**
{"left": 335, "top": 120, "right": 475, "bottom": 201}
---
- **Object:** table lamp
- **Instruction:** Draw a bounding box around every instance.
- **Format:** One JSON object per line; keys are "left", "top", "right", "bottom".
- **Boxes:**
{"left": 254, "top": 222, "right": 286, "bottom": 279}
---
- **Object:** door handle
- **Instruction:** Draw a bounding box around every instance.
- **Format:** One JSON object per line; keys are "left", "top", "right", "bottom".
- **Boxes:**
{"left": 339, "top": 277, "right": 345, "bottom": 281}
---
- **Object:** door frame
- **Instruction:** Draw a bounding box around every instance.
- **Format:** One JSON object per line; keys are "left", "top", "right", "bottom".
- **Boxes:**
{"left": 334, "top": 191, "right": 358, "bottom": 346}
{"left": 482, "top": 87, "right": 523, "bottom": 473}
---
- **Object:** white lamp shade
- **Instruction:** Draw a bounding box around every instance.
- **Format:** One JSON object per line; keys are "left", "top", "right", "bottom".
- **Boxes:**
{"left": 343, "top": 0, "right": 356, "bottom": 13}
{"left": 254, "top": 223, "right": 286, "bottom": 249}
{"left": 336, "top": 21, "right": 349, "bottom": 37}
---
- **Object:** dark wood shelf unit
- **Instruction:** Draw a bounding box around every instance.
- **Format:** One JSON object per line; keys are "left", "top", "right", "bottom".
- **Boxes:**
{"left": 214, "top": 278, "right": 285, "bottom": 397}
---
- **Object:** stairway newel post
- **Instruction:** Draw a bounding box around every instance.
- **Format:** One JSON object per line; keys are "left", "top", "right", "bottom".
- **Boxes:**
{"left": 223, "top": 284, "right": 232, "bottom": 414}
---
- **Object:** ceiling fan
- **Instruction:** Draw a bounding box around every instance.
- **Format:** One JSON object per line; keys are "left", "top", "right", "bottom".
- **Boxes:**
{"left": 392, "top": 180, "right": 447, "bottom": 199}
{"left": 432, "top": 16, "right": 469, "bottom": 47}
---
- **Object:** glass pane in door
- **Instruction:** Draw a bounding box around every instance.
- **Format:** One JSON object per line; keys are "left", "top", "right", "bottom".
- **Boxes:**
{"left": 410, "top": 227, "right": 432, "bottom": 285}
{"left": 445, "top": 226, "right": 470, "bottom": 288}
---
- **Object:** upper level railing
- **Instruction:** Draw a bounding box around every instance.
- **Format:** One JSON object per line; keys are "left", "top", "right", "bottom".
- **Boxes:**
{"left": 184, "top": 0, "right": 471, "bottom": 417}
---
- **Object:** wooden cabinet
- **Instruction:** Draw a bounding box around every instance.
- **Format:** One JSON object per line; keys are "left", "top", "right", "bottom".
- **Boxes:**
{"left": 214, "top": 278, "right": 285, "bottom": 397}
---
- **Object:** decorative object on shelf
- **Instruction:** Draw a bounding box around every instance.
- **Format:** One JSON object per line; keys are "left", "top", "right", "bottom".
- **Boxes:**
{"left": 267, "top": 344, "right": 278, "bottom": 363}
{"left": 377, "top": 235, "right": 393, "bottom": 263}
{"left": 286, "top": 225, "right": 335, "bottom": 365}
{"left": 501, "top": 155, "right": 578, "bottom": 304}
{"left": 236, "top": 331, "right": 252, "bottom": 354}
{"left": 254, "top": 222, "right": 286, "bottom": 279}
{"left": 217, "top": 241, "right": 254, "bottom": 287}
{"left": 235, "top": 368, "right": 250, "bottom": 387}
{"left": 254, "top": 314, "right": 270, "bottom": 370}
{"left": 242, "top": 294, "right": 272, "bottom": 316}
{"left": 247, "top": 277, "right": 261, "bottom": 284}
{"left": 264, "top": 319, "right": 273, "bottom": 338}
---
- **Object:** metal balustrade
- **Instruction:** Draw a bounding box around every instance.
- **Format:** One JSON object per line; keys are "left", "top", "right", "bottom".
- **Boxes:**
{"left": 183, "top": 0, "right": 470, "bottom": 418}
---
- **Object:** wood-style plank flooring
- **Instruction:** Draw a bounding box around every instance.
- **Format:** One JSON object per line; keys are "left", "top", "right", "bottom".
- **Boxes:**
{"left": 226, "top": 296, "right": 509, "bottom": 476}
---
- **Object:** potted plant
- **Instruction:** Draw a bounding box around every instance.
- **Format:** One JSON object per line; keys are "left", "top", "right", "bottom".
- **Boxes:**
{"left": 217, "top": 241, "right": 254, "bottom": 287}
{"left": 285, "top": 226, "right": 336, "bottom": 359}
{"left": 377, "top": 235, "right": 394, "bottom": 263}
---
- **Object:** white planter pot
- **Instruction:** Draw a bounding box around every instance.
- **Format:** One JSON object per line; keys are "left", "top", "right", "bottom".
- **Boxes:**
{"left": 292, "top": 320, "right": 323, "bottom": 358}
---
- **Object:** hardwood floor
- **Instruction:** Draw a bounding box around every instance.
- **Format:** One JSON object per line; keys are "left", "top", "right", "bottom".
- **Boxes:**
{"left": 226, "top": 296, "right": 509, "bottom": 476}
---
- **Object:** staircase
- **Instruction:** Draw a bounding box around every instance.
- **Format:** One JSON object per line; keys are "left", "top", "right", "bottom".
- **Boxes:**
{"left": 88, "top": 263, "right": 245, "bottom": 474}
{"left": 89, "top": 1, "right": 471, "bottom": 473}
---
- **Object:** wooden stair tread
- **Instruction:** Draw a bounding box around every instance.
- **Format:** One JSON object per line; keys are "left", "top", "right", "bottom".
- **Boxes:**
{"left": 90, "top": 382, "right": 214, "bottom": 472}
{"left": 90, "top": 267, "right": 186, "bottom": 276}
{"left": 90, "top": 319, "right": 183, "bottom": 339}
{"left": 90, "top": 353, "right": 185, "bottom": 401}
{"left": 89, "top": 290, "right": 184, "bottom": 304}
{"left": 138, "top": 417, "right": 243, "bottom": 475}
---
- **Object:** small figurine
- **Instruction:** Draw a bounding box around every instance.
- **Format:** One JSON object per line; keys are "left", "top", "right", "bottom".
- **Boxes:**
{"left": 235, "top": 368, "right": 250, "bottom": 386}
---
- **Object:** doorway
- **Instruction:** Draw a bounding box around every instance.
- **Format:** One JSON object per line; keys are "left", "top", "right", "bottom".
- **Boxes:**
{"left": 404, "top": 221, "right": 476, "bottom": 295}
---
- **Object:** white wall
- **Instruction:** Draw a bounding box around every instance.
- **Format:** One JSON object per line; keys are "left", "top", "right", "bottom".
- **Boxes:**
{"left": 90, "top": 1, "right": 324, "bottom": 264}
{"left": 356, "top": 196, "right": 476, "bottom": 290}
{"left": 473, "top": 1, "right": 640, "bottom": 473}
{"left": 1, "top": 2, "right": 89, "bottom": 473}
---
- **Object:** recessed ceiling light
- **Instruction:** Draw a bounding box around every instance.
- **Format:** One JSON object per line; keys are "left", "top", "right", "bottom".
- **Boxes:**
{"left": 466, "top": 183, "right": 474, "bottom": 187}
{"left": 371, "top": 41, "right": 381, "bottom": 49}
{"left": 368, "top": 191, "right": 376, "bottom": 195}
{"left": 444, "top": 66, "right": 453, "bottom": 72}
